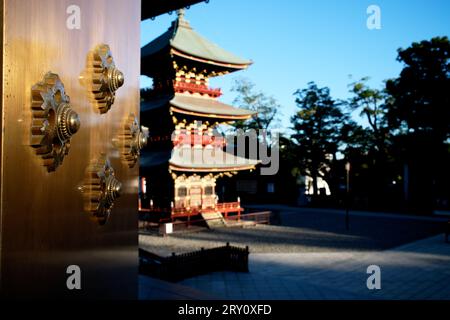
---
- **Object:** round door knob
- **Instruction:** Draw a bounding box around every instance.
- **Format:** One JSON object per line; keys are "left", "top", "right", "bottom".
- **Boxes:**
{"left": 57, "top": 103, "right": 81, "bottom": 141}
{"left": 107, "top": 67, "right": 124, "bottom": 92}
{"left": 105, "top": 175, "right": 122, "bottom": 207}
{"left": 138, "top": 130, "right": 148, "bottom": 150}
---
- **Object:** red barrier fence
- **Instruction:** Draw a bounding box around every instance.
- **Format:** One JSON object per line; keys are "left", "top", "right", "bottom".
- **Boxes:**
{"left": 139, "top": 211, "right": 272, "bottom": 233}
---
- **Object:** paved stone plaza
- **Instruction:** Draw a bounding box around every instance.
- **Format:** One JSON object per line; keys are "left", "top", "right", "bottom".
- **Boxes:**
{"left": 180, "top": 234, "right": 450, "bottom": 299}
{"left": 139, "top": 206, "right": 450, "bottom": 300}
{"left": 140, "top": 206, "right": 446, "bottom": 255}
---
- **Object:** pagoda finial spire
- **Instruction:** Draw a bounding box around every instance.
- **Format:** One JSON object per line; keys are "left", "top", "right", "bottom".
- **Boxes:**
{"left": 175, "top": 8, "right": 190, "bottom": 28}
{"left": 177, "top": 8, "right": 185, "bottom": 21}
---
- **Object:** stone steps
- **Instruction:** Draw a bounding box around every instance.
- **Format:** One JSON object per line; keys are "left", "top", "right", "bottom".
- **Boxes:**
{"left": 201, "top": 212, "right": 226, "bottom": 229}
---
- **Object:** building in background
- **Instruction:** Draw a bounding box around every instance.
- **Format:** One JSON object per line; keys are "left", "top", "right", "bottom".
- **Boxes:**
{"left": 139, "top": 10, "right": 258, "bottom": 226}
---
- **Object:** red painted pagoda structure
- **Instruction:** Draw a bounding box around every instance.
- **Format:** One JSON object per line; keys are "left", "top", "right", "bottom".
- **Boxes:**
{"left": 140, "top": 9, "right": 258, "bottom": 226}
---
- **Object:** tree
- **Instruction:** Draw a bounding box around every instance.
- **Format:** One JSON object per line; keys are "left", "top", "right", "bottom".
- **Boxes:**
{"left": 291, "top": 82, "right": 346, "bottom": 197}
{"left": 340, "top": 120, "right": 373, "bottom": 158}
{"left": 386, "top": 36, "right": 450, "bottom": 141}
{"left": 347, "top": 77, "right": 389, "bottom": 153}
{"left": 231, "top": 77, "right": 280, "bottom": 132}
{"left": 345, "top": 77, "right": 399, "bottom": 209}
{"left": 385, "top": 36, "right": 450, "bottom": 213}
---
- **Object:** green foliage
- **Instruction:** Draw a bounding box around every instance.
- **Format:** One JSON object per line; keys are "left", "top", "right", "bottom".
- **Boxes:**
{"left": 347, "top": 77, "right": 389, "bottom": 153}
{"left": 231, "top": 77, "right": 280, "bottom": 131}
{"left": 282, "top": 36, "right": 450, "bottom": 211}
{"left": 291, "top": 82, "right": 346, "bottom": 196}
{"left": 340, "top": 120, "right": 373, "bottom": 157}
{"left": 386, "top": 36, "right": 450, "bottom": 141}
{"left": 383, "top": 36, "right": 450, "bottom": 212}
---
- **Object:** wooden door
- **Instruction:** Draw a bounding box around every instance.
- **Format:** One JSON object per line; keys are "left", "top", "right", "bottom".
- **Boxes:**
{"left": 0, "top": 0, "right": 140, "bottom": 299}
{"left": 189, "top": 181, "right": 203, "bottom": 209}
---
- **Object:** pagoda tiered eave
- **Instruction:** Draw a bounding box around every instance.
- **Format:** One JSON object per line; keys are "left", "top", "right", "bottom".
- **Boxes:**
{"left": 170, "top": 94, "right": 255, "bottom": 120}
{"left": 169, "top": 147, "right": 260, "bottom": 172}
{"left": 170, "top": 48, "right": 251, "bottom": 70}
{"left": 142, "top": 93, "right": 256, "bottom": 121}
{"left": 141, "top": 11, "right": 252, "bottom": 75}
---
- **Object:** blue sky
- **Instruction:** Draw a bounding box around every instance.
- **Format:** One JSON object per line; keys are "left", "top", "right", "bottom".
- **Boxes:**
{"left": 141, "top": 0, "right": 450, "bottom": 134}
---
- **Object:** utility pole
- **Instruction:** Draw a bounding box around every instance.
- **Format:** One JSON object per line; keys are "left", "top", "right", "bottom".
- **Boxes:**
{"left": 345, "top": 161, "right": 351, "bottom": 231}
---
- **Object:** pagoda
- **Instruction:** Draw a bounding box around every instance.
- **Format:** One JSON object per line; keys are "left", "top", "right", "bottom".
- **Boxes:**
{"left": 139, "top": 9, "right": 258, "bottom": 225}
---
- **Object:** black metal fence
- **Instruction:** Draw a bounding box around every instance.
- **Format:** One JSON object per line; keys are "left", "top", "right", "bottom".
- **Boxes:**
{"left": 139, "top": 243, "right": 249, "bottom": 282}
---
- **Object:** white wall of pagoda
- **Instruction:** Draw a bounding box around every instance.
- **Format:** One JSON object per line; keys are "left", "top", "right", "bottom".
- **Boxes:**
{"left": 174, "top": 174, "right": 217, "bottom": 211}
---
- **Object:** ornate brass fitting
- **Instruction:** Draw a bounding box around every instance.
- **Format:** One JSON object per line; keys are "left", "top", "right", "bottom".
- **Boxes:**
{"left": 83, "top": 154, "right": 122, "bottom": 225}
{"left": 31, "top": 72, "right": 80, "bottom": 172}
{"left": 88, "top": 44, "right": 124, "bottom": 114}
{"left": 114, "top": 114, "right": 148, "bottom": 168}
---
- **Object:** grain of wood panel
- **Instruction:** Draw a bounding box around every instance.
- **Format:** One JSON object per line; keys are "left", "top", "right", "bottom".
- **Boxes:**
{"left": 0, "top": 0, "right": 141, "bottom": 299}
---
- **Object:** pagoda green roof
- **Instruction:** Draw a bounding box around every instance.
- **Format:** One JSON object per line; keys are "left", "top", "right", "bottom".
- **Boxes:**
{"left": 141, "top": 10, "right": 252, "bottom": 68}
{"left": 141, "top": 93, "right": 256, "bottom": 120}
{"left": 170, "top": 94, "right": 255, "bottom": 119}
{"left": 169, "top": 147, "right": 260, "bottom": 172}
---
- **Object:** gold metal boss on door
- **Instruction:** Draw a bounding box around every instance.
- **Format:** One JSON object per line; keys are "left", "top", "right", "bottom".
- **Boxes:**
{"left": 30, "top": 72, "right": 80, "bottom": 172}
{"left": 113, "top": 113, "right": 149, "bottom": 168}
{"left": 87, "top": 44, "right": 125, "bottom": 114}
{"left": 82, "top": 154, "right": 122, "bottom": 225}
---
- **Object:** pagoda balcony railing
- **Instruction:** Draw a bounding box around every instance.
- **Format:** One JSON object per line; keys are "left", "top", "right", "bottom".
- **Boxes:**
{"left": 170, "top": 202, "right": 242, "bottom": 216}
{"left": 140, "top": 201, "right": 243, "bottom": 219}
{"left": 173, "top": 81, "right": 222, "bottom": 98}
{"left": 172, "top": 202, "right": 244, "bottom": 216}
{"left": 173, "top": 133, "right": 226, "bottom": 147}
{"left": 214, "top": 202, "right": 241, "bottom": 212}
{"left": 212, "top": 202, "right": 243, "bottom": 219}
{"left": 139, "top": 211, "right": 272, "bottom": 231}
